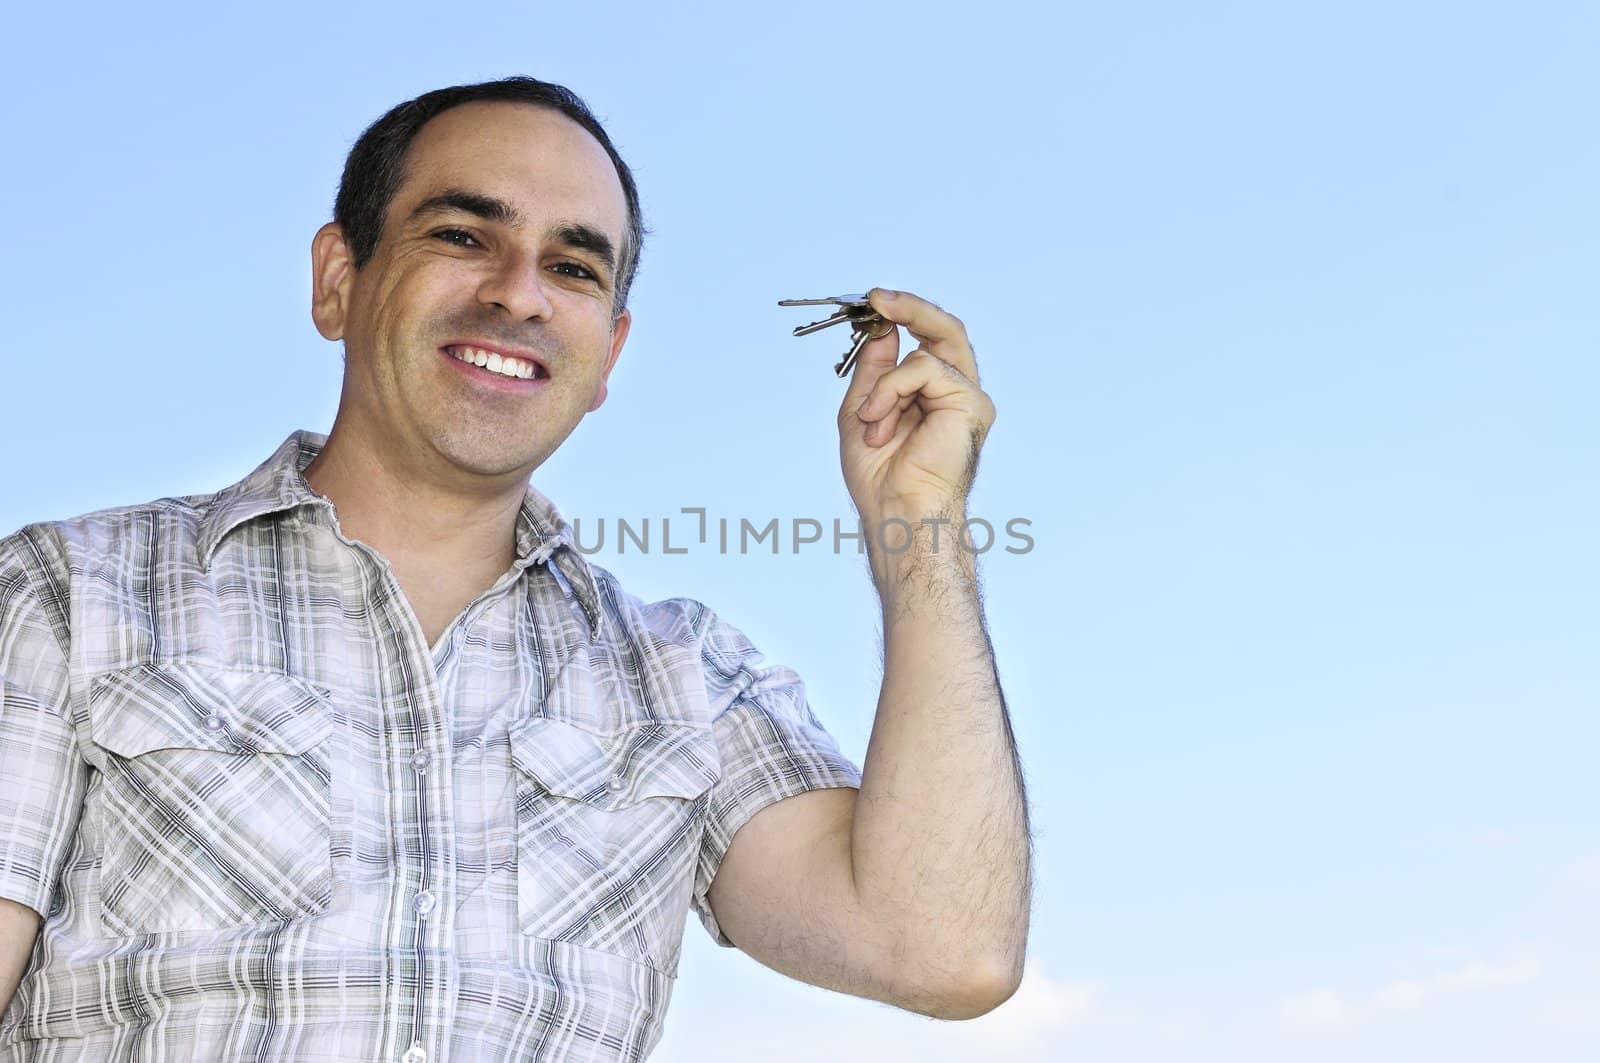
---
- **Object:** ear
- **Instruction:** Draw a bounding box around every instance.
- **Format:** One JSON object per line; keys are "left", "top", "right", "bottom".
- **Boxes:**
{"left": 310, "top": 222, "right": 356, "bottom": 341}
{"left": 586, "top": 307, "right": 632, "bottom": 412}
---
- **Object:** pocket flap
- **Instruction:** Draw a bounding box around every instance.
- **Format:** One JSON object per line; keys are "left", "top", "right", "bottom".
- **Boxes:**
{"left": 89, "top": 664, "right": 333, "bottom": 758}
{"left": 509, "top": 716, "right": 720, "bottom": 809}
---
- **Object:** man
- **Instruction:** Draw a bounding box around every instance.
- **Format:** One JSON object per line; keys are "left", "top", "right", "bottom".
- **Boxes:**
{"left": 0, "top": 77, "right": 1031, "bottom": 1061}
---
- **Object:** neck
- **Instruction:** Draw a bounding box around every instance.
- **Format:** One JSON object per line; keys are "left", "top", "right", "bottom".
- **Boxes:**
{"left": 300, "top": 419, "right": 529, "bottom": 576}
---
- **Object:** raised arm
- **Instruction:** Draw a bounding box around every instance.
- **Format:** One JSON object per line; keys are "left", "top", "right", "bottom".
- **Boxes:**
{"left": 706, "top": 289, "right": 1031, "bottom": 1017}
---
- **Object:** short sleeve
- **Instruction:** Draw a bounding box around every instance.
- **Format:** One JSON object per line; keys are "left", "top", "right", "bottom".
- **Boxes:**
{"left": 0, "top": 529, "right": 88, "bottom": 918}
{"left": 688, "top": 605, "right": 863, "bottom": 949}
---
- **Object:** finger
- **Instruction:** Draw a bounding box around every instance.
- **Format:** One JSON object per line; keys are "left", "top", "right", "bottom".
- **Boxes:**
{"left": 865, "top": 288, "right": 979, "bottom": 383}
{"left": 867, "top": 395, "right": 915, "bottom": 444}
{"left": 865, "top": 394, "right": 922, "bottom": 447}
{"left": 856, "top": 349, "right": 970, "bottom": 423}
{"left": 866, "top": 400, "right": 897, "bottom": 446}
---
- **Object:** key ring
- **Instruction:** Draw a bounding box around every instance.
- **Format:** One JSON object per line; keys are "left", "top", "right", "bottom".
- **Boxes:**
{"left": 778, "top": 293, "right": 897, "bottom": 379}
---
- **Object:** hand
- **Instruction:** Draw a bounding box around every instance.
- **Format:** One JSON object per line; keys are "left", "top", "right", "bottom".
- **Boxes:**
{"left": 836, "top": 289, "right": 997, "bottom": 524}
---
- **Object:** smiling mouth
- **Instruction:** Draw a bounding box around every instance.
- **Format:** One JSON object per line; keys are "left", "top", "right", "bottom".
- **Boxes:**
{"left": 444, "top": 344, "right": 547, "bottom": 380}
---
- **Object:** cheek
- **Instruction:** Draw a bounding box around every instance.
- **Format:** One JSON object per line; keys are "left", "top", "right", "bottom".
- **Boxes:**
{"left": 373, "top": 272, "right": 460, "bottom": 346}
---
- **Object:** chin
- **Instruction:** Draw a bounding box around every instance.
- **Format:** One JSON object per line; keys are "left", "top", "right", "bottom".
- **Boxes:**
{"left": 432, "top": 432, "right": 544, "bottom": 478}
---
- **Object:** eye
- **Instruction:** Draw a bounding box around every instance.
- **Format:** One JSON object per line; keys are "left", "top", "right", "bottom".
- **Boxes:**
{"left": 551, "top": 261, "right": 598, "bottom": 281}
{"left": 433, "top": 228, "right": 480, "bottom": 247}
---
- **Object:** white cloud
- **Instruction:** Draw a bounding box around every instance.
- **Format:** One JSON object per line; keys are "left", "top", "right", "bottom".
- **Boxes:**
{"left": 1373, "top": 957, "right": 1540, "bottom": 1013}
{"left": 1566, "top": 854, "right": 1600, "bottom": 887}
{"left": 1283, "top": 955, "right": 1540, "bottom": 1031}
{"left": 1279, "top": 989, "right": 1352, "bottom": 1028}
{"left": 1443, "top": 957, "right": 1540, "bottom": 990}
{"left": 1372, "top": 979, "right": 1426, "bottom": 1011}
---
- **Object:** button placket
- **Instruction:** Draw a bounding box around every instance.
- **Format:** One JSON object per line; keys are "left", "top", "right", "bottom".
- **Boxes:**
{"left": 408, "top": 748, "right": 435, "bottom": 1061}
{"left": 366, "top": 552, "right": 451, "bottom": 1063}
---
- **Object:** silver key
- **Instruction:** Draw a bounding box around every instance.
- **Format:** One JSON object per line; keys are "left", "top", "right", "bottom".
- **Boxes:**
{"left": 778, "top": 294, "right": 874, "bottom": 307}
{"left": 779, "top": 294, "right": 896, "bottom": 378}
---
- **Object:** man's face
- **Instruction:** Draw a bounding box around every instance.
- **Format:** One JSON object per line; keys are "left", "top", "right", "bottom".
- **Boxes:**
{"left": 312, "top": 101, "right": 632, "bottom": 481}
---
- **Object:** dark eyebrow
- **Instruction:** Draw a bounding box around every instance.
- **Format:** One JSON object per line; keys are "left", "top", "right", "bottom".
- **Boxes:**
{"left": 549, "top": 223, "right": 617, "bottom": 279}
{"left": 406, "top": 187, "right": 617, "bottom": 279}
{"left": 408, "top": 188, "right": 524, "bottom": 228}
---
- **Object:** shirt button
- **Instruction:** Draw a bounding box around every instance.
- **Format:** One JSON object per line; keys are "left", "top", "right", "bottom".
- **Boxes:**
{"left": 412, "top": 890, "right": 436, "bottom": 917}
{"left": 203, "top": 715, "right": 225, "bottom": 732}
{"left": 606, "top": 772, "right": 626, "bottom": 793}
{"left": 401, "top": 1045, "right": 427, "bottom": 1063}
{"left": 411, "top": 751, "right": 431, "bottom": 773}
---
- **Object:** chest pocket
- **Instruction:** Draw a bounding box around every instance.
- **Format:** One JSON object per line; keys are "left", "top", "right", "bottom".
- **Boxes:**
{"left": 87, "top": 664, "right": 335, "bottom": 937}
{"left": 509, "top": 715, "right": 720, "bottom": 976}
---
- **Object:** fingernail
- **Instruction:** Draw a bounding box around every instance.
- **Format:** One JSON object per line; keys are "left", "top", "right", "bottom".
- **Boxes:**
{"left": 877, "top": 289, "right": 898, "bottom": 301}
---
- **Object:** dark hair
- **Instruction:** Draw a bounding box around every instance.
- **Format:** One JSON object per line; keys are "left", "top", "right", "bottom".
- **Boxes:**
{"left": 333, "top": 76, "right": 646, "bottom": 318}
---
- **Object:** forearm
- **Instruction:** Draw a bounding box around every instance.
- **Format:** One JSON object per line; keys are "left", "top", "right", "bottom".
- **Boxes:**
{"left": 0, "top": 897, "right": 41, "bottom": 1018}
{"left": 849, "top": 508, "right": 1032, "bottom": 1000}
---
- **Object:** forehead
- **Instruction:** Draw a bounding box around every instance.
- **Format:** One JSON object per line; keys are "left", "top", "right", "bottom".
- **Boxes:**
{"left": 394, "top": 101, "right": 627, "bottom": 236}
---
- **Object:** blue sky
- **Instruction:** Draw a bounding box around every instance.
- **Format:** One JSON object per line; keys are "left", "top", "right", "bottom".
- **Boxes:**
{"left": 3, "top": 2, "right": 1596, "bottom": 1059}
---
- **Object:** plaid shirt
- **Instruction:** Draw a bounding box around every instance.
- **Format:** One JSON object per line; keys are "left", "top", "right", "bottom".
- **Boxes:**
{"left": 0, "top": 429, "right": 863, "bottom": 1062}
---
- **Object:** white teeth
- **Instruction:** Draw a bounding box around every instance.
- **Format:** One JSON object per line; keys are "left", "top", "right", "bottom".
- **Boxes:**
{"left": 450, "top": 346, "right": 539, "bottom": 380}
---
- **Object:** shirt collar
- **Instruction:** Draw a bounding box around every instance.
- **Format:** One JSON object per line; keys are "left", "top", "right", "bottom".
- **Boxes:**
{"left": 196, "top": 429, "right": 604, "bottom": 638}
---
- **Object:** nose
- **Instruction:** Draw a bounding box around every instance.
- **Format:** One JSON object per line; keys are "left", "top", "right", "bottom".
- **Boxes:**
{"left": 476, "top": 248, "right": 555, "bottom": 321}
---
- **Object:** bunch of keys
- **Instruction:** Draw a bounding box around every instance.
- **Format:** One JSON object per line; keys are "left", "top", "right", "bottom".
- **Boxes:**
{"left": 778, "top": 293, "right": 897, "bottom": 378}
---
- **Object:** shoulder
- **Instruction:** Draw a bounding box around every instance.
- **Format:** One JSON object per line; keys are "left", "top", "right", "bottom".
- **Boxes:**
{"left": 578, "top": 561, "right": 760, "bottom": 669}
{"left": 3, "top": 490, "right": 216, "bottom": 572}
{"left": 0, "top": 492, "right": 221, "bottom": 649}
